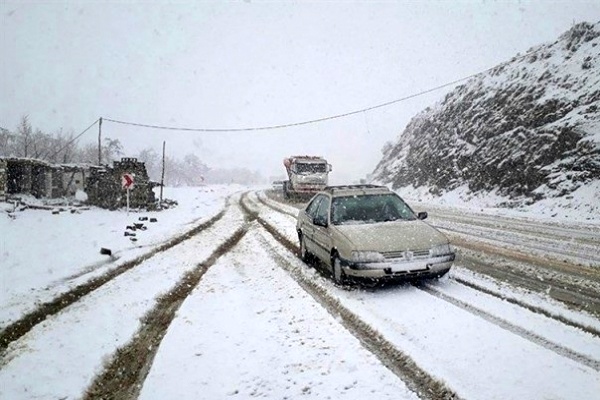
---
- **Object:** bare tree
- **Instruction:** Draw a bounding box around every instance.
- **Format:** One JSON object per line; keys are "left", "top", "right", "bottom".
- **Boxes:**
{"left": 0, "top": 127, "right": 14, "bottom": 156}
{"left": 73, "top": 137, "right": 123, "bottom": 165}
{"left": 102, "top": 138, "right": 123, "bottom": 164}
{"left": 51, "top": 129, "right": 78, "bottom": 164}
{"left": 16, "top": 115, "right": 33, "bottom": 158}
{"left": 182, "top": 153, "right": 209, "bottom": 186}
{"left": 137, "top": 148, "right": 161, "bottom": 180}
{"left": 31, "top": 128, "right": 52, "bottom": 159}
{"left": 3, "top": 115, "right": 241, "bottom": 187}
{"left": 75, "top": 143, "right": 99, "bottom": 164}
{"left": 154, "top": 153, "right": 212, "bottom": 187}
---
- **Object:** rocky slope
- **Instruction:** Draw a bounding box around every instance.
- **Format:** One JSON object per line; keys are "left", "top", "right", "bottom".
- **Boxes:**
{"left": 372, "top": 22, "right": 600, "bottom": 206}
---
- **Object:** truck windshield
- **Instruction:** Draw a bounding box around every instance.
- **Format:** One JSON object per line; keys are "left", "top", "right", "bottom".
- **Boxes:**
{"left": 331, "top": 194, "right": 417, "bottom": 225}
{"left": 295, "top": 163, "right": 327, "bottom": 174}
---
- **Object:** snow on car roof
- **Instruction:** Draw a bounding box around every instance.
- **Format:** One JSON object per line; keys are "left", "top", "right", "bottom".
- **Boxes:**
{"left": 324, "top": 185, "right": 391, "bottom": 197}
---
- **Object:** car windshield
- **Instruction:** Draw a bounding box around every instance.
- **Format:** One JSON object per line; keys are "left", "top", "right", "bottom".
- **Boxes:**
{"left": 330, "top": 193, "right": 416, "bottom": 225}
{"left": 295, "top": 163, "right": 327, "bottom": 174}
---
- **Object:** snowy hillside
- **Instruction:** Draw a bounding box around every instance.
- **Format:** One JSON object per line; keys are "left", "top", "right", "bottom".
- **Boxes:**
{"left": 372, "top": 22, "right": 600, "bottom": 215}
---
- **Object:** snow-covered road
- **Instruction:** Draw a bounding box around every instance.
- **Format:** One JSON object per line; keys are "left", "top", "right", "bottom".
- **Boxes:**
{"left": 1, "top": 186, "right": 599, "bottom": 399}
{"left": 251, "top": 192, "right": 600, "bottom": 400}
{"left": 139, "top": 230, "right": 418, "bottom": 400}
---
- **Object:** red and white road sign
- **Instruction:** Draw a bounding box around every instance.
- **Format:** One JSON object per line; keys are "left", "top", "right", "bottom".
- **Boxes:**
{"left": 121, "top": 173, "right": 135, "bottom": 189}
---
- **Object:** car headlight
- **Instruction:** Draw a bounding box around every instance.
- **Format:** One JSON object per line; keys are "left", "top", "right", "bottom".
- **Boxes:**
{"left": 351, "top": 251, "right": 386, "bottom": 263}
{"left": 430, "top": 243, "right": 453, "bottom": 257}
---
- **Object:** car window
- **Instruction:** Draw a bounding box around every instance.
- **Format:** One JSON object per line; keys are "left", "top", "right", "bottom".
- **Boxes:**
{"left": 331, "top": 193, "right": 416, "bottom": 225}
{"left": 305, "top": 195, "right": 323, "bottom": 218}
{"left": 315, "top": 196, "right": 330, "bottom": 222}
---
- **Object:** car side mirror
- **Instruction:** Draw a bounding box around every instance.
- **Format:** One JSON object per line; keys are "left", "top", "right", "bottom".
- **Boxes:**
{"left": 313, "top": 215, "right": 328, "bottom": 227}
{"left": 327, "top": 164, "right": 332, "bottom": 172}
{"left": 417, "top": 211, "right": 428, "bottom": 220}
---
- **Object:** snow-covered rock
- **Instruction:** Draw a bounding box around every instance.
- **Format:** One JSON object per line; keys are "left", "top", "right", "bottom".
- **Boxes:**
{"left": 373, "top": 21, "right": 600, "bottom": 209}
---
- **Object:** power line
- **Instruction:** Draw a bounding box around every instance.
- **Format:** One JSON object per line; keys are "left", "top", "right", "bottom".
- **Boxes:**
{"left": 47, "top": 119, "right": 99, "bottom": 160}
{"left": 102, "top": 71, "right": 469, "bottom": 132}
{"left": 104, "top": 46, "right": 545, "bottom": 133}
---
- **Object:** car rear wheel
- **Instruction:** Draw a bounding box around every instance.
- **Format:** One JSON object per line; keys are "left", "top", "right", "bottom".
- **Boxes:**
{"left": 331, "top": 255, "right": 347, "bottom": 285}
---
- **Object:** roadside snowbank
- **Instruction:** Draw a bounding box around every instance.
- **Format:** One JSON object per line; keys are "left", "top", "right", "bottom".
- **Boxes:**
{"left": 390, "top": 182, "right": 600, "bottom": 224}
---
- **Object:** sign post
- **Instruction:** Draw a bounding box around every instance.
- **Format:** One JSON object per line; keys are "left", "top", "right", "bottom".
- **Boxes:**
{"left": 121, "top": 173, "right": 135, "bottom": 215}
{"left": 160, "top": 141, "right": 165, "bottom": 208}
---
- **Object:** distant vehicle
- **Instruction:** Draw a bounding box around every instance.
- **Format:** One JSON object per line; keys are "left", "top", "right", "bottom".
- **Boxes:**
{"left": 295, "top": 185, "right": 455, "bottom": 284}
{"left": 272, "top": 180, "right": 285, "bottom": 191}
{"left": 282, "top": 155, "right": 331, "bottom": 200}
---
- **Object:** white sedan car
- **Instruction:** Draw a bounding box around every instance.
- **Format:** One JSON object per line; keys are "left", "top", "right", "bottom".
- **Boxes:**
{"left": 296, "top": 185, "right": 455, "bottom": 284}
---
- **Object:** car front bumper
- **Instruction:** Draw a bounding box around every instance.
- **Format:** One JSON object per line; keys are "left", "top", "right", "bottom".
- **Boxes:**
{"left": 341, "top": 253, "right": 455, "bottom": 279}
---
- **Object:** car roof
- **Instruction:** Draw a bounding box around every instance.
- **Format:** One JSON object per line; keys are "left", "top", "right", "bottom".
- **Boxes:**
{"left": 322, "top": 184, "right": 392, "bottom": 197}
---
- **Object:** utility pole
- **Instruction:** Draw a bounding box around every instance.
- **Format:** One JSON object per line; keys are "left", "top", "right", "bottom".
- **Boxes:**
{"left": 160, "top": 141, "right": 166, "bottom": 206}
{"left": 98, "top": 117, "right": 103, "bottom": 165}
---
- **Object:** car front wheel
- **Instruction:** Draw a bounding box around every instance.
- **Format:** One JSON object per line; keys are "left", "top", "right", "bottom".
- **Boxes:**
{"left": 299, "top": 233, "right": 310, "bottom": 262}
{"left": 331, "top": 255, "right": 347, "bottom": 285}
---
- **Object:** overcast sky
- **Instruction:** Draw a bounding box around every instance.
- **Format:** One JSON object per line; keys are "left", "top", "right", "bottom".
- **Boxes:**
{"left": 2, "top": 1, "right": 600, "bottom": 183}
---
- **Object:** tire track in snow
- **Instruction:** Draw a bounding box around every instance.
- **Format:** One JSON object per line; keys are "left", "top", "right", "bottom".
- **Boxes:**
{"left": 428, "top": 210, "right": 600, "bottom": 245}
{"left": 458, "top": 249, "right": 600, "bottom": 320}
{"left": 241, "top": 193, "right": 300, "bottom": 257}
{"left": 256, "top": 190, "right": 299, "bottom": 218}
{"left": 84, "top": 193, "right": 310, "bottom": 400}
{"left": 0, "top": 197, "right": 232, "bottom": 353}
{"left": 245, "top": 193, "right": 459, "bottom": 400}
{"left": 427, "top": 210, "right": 600, "bottom": 306}
{"left": 254, "top": 191, "right": 600, "bottom": 366}
{"left": 0, "top": 195, "right": 249, "bottom": 400}
{"left": 437, "top": 224, "right": 600, "bottom": 268}
{"left": 84, "top": 224, "right": 249, "bottom": 399}
{"left": 260, "top": 191, "right": 600, "bottom": 332}
{"left": 417, "top": 284, "right": 600, "bottom": 372}
{"left": 448, "top": 275, "right": 600, "bottom": 338}
{"left": 255, "top": 229, "right": 459, "bottom": 400}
